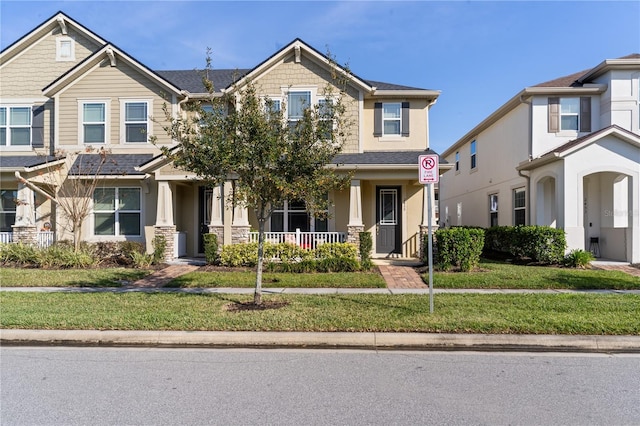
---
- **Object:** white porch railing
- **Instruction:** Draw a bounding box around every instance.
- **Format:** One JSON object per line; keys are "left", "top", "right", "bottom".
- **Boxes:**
{"left": 249, "top": 230, "right": 346, "bottom": 251}
{"left": 0, "top": 232, "right": 13, "bottom": 244}
{"left": 0, "top": 232, "right": 55, "bottom": 248}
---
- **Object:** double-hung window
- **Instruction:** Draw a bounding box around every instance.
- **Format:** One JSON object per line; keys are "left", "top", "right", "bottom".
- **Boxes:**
{"left": 123, "top": 101, "right": 149, "bottom": 143}
{"left": 383, "top": 103, "right": 401, "bottom": 136}
{"left": 317, "top": 98, "right": 334, "bottom": 140}
{"left": 560, "top": 98, "right": 579, "bottom": 131}
{"left": 93, "top": 188, "right": 141, "bottom": 236}
{"left": 287, "top": 91, "right": 311, "bottom": 130}
{"left": 0, "top": 189, "right": 17, "bottom": 232}
{"left": 513, "top": 188, "right": 526, "bottom": 226}
{"left": 82, "top": 102, "right": 106, "bottom": 144}
{"left": 470, "top": 140, "right": 477, "bottom": 169}
{"left": 548, "top": 97, "right": 591, "bottom": 133}
{"left": 0, "top": 106, "right": 31, "bottom": 146}
{"left": 489, "top": 194, "right": 498, "bottom": 227}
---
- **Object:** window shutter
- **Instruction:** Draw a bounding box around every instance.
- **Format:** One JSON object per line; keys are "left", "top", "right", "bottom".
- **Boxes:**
{"left": 580, "top": 97, "right": 591, "bottom": 132}
{"left": 401, "top": 102, "right": 410, "bottom": 136}
{"left": 31, "top": 105, "right": 45, "bottom": 148}
{"left": 373, "top": 102, "right": 382, "bottom": 137}
{"left": 548, "top": 97, "right": 559, "bottom": 133}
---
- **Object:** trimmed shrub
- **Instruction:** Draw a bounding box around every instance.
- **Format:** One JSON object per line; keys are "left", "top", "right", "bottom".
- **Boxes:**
{"left": 564, "top": 249, "right": 594, "bottom": 268}
{"left": 0, "top": 242, "right": 39, "bottom": 265}
{"left": 219, "top": 242, "right": 260, "bottom": 266}
{"left": 434, "top": 227, "right": 484, "bottom": 272}
{"left": 485, "top": 225, "right": 566, "bottom": 264}
{"left": 315, "top": 242, "right": 358, "bottom": 260}
{"left": 203, "top": 233, "right": 218, "bottom": 264}
{"left": 270, "top": 242, "right": 313, "bottom": 262}
{"left": 359, "top": 232, "right": 373, "bottom": 270}
{"left": 152, "top": 235, "right": 167, "bottom": 265}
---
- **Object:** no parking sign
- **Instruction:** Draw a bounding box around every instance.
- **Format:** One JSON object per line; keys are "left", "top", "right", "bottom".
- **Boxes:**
{"left": 419, "top": 154, "right": 439, "bottom": 184}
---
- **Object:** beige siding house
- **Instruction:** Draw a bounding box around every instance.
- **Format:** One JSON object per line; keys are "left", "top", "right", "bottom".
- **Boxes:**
{"left": 1, "top": 12, "right": 447, "bottom": 260}
{"left": 439, "top": 54, "right": 640, "bottom": 263}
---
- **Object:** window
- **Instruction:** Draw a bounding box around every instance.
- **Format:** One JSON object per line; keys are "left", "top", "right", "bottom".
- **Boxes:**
{"left": 287, "top": 91, "right": 311, "bottom": 129}
{"left": 489, "top": 194, "right": 498, "bottom": 227}
{"left": 318, "top": 98, "right": 334, "bottom": 139}
{"left": 56, "top": 36, "right": 75, "bottom": 61}
{"left": 470, "top": 140, "right": 477, "bottom": 169}
{"left": 0, "top": 190, "right": 17, "bottom": 232}
{"left": 93, "top": 188, "right": 141, "bottom": 236}
{"left": 514, "top": 188, "right": 526, "bottom": 226}
{"left": 548, "top": 97, "right": 591, "bottom": 133}
{"left": 123, "top": 101, "right": 149, "bottom": 143}
{"left": 270, "top": 199, "right": 327, "bottom": 232}
{"left": 82, "top": 103, "right": 106, "bottom": 144}
{"left": 455, "top": 151, "right": 460, "bottom": 172}
{"left": 0, "top": 106, "right": 31, "bottom": 146}
{"left": 560, "top": 98, "right": 579, "bottom": 131}
{"left": 383, "top": 103, "right": 401, "bottom": 136}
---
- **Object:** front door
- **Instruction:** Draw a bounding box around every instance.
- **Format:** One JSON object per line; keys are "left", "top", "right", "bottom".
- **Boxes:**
{"left": 198, "top": 187, "right": 213, "bottom": 253}
{"left": 376, "top": 186, "right": 401, "bottom": 255}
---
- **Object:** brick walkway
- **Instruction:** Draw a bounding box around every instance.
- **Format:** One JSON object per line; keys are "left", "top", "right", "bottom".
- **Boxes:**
{"left": 130, "top": 265, "right": 199, "bottom": 288}
{"left": 592, "top": 263, "right": 640, "bottom": 277}
{"left": 376, "top": 264, "right": 427, "bottom": 289}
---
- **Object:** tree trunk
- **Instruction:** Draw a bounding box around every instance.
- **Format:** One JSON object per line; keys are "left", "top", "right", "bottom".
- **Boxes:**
{"left": 73, "top": 225, "right": 82, "bottom": 253}
{"left": 254, "top": 217, "right": 265, "bottom": 305}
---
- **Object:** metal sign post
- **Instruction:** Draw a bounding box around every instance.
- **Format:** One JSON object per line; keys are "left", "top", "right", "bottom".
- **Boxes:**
{"left": 419, "top": 155, "right": 439, "bottom": 314}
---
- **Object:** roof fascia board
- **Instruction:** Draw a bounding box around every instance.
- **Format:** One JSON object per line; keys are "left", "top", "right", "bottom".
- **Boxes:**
{"left": 370, "top": 89, "right": 441, "bottom": 99}
{"left": 577, "top": 58, "right": 640, "bottom": 83}
{"left": 1, "top": 12, "right": 106, "bottom": 63}
{"left": 523, "top": 85, "right": 608, "bottom": 95}
{"left": 225, "top": 39, "right": 373, "bottom": 94}
{"left": 43, "top": 44, "right": 183, "bottom": 96}
{"left": 517, "top": 153, "right": 561, "bottom": 171}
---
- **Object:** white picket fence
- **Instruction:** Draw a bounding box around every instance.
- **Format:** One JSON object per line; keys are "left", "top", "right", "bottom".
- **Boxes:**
{"left": 0, "top": 231, "right": 55, "bottom": 248}
{"left": 249, "top": 230, "right": 346, "bottom": 251}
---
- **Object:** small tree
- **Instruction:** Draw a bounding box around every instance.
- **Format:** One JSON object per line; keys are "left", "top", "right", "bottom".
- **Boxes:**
{"left": 33, "top": 147, "right": 110, "bottom": 251}
{"left": 161, "top": 53, "right": 353, "bottom": 304}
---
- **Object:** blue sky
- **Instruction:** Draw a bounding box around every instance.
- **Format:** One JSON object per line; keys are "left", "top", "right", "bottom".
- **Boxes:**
{"left": 1, "top": 1, "right": 638, "bottom": 154}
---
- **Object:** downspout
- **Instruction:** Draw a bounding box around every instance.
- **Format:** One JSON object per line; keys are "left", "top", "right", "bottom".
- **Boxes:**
{"left": 14, "top": 171, "right": 59, "bottom": 204}
{"left": 519, "top": 94, "right": 533, "bottom": 225}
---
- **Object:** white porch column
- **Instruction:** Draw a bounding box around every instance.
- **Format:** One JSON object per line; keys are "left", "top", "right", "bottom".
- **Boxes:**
{"left": 208, "top": 184, "right": 225, "bottom": 247}
{"left": 14, "top": 183, "right": 35, "bottom": 226}
{"left": 154, "top": 180, "right": 176, "bottom": 261}
{"left": 347, "top": 179, "right": 364, "bottom": 245}
{"left": 155, "top": 180, "right": 174, "bottom": 226}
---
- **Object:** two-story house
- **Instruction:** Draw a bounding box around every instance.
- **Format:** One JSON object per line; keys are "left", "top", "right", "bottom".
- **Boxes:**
{"left": 439, "top": 54, "right": 640, "bottom": 264}
{"left": 0, "top": 11, "right": 446, "bottom": 261}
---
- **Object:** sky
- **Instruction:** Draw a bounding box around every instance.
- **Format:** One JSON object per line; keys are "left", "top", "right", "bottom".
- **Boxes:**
{"left": 1, "top": 1, "right": 639, "bottom": 154}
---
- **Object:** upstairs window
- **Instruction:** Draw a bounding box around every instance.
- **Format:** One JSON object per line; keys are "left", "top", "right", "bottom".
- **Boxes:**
{"left": 455, "top": 151, "right": 460, "bottom": 172}
{"left": 548, "top": 97, "right": 591, "bottom": 133}
{"left": 123, "top": 101, "right": 149, "bottom": 143}
{"left": 82, "top": 102, "right": 106, "bottom": 144}
{"left": 287, "top": 91, "right": 311, "bottom": 130}
{"left": 470, "top": 140, "right": 477, "bottom": 169}
{"left": 373, "top": 102, "right": 410, "bottom": 137}
{"left": 0, "top": 106, "right": 31, "bottom": 146}
{"left": 317, "top": 98, "right": 334, "bottom": 140}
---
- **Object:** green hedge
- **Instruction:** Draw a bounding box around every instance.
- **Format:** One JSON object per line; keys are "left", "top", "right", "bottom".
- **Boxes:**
{"left": 203, "top": 233, "right": 218, "bottom": 264}
{"left": 359, "top": 232, "right": 373, "bottom": 270}
{"left": 484, "top": 226, "right": 566, "bottom": 264}
{"left": 431, "top": 227, "right": 484, "bottom": 272}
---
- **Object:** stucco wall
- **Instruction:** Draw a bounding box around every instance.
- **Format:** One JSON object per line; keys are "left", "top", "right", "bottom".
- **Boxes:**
{"left": 361, "top": 98, "right": 429, "bottom": 152}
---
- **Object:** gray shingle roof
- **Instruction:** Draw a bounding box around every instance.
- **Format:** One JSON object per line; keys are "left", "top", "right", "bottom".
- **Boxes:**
{"left": 534, "top": 53, "right": 640, "bottom": 88}
{"left": 0, "top": 155, "right": 59, "bottom": 169}
{"left": 333, "top": 149, "right": 445, "bottom": 165}
{"left": 69, "top": 154, "right": 153, "bottom": 176}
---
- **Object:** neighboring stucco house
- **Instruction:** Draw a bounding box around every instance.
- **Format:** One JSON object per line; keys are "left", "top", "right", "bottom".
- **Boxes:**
{"left": 0, "top": 11, "right": 446, "bottom": 261}
{"left": 439, "top": 54, "right": 640, "bottom": 263}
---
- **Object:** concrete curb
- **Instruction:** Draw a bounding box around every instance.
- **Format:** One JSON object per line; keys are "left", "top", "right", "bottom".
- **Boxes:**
{"left": 2, "top": 329, "right": 639, "bottom": 353}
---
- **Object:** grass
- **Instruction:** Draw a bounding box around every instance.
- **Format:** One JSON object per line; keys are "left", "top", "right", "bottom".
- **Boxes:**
{"left": 1, "top": 292, "right": 638, "bottom": 335}
{"left": 166, "top": 271, "right": 386, "bottom": 288}
{"left": 0, "top": 268, "right": 150, "bottom": 287}
{"left": 429, "top": 259, "right": 640, "bottom": 290}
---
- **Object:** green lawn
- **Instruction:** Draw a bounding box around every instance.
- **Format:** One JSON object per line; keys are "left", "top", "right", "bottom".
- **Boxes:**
{"left": 1, "top": 292, "right": 638, "bottom": 335}
{"left": 166, "top": 271, "right": 386, "bottom": 288}
{"left": 0, "top": 268, "right": 150, "bottom": 287}
{"left": 429, "top": 259, "right": 640, "bottom": 290}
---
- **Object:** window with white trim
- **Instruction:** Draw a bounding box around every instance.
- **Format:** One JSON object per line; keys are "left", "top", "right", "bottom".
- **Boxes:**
{"left": 470, "top": 140, "right": 477, "bottom": 169}
{"left": 270, "top": 199, "right": 327, "bottom": 232}
{"left": 513, "top": 188, "right": 525, "bottom": 226}
{"left": 383, "top": 103, "right": 401, "bottom": 136}
{"left": 56, "top": 36, "right": 75, "bottom": 61}
{"left": 122, "top": 101, "right": 149, "bottom": 143}
{"left": 287, "top": 91, "right": 311, "bottom": 130}
{"left": 93, "top": 188, "right": 141, "bottom": 236}
{"left": 560, "top": 98, "right": 579, "bottom": 131}
{"left": 0, "top": 106, "right": 31, "bottom": 146}
{"left": 0, "top": 189, "right": 17, "bottom": 232}
{"left": 81, "top": 102, "right": 106, "bottom": 144}
{"left": 489, "top": 193, "right": 498, "bottom": 227}
{"left": 455, "top": 151, "right": 460, "bottom": 172}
